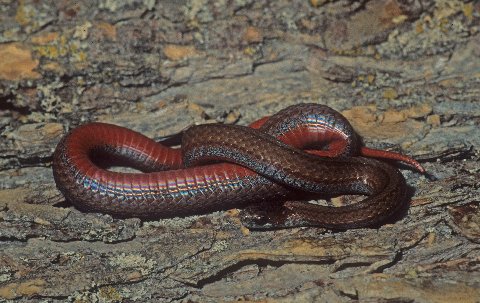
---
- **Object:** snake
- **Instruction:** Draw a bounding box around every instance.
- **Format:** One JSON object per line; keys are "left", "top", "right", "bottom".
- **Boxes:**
{"left": 52, "top": 103, "right": 424, "bottom": 229}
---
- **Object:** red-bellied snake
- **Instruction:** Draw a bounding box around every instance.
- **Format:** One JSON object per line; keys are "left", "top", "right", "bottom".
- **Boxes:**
{"left": 52, "top": 103, "right": 424, "bottom": 229}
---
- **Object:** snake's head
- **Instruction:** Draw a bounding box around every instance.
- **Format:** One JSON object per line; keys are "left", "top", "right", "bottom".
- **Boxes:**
{"left": 240, "top": 202, "right": 321, "bottom": 230}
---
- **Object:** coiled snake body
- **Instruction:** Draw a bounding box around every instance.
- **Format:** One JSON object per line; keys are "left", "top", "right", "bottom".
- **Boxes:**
{"left": 53, "top": 103, "right": 424, "bottom": 229}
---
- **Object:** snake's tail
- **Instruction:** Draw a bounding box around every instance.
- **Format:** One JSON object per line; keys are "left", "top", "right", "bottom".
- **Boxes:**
{"left": 360, "top": 147, "right": 425, "bottom": 173}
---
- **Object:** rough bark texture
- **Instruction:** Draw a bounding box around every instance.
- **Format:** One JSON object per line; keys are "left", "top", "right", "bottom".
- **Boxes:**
{"left": 1, "top": 0, "right": 479, "bottom": 302}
